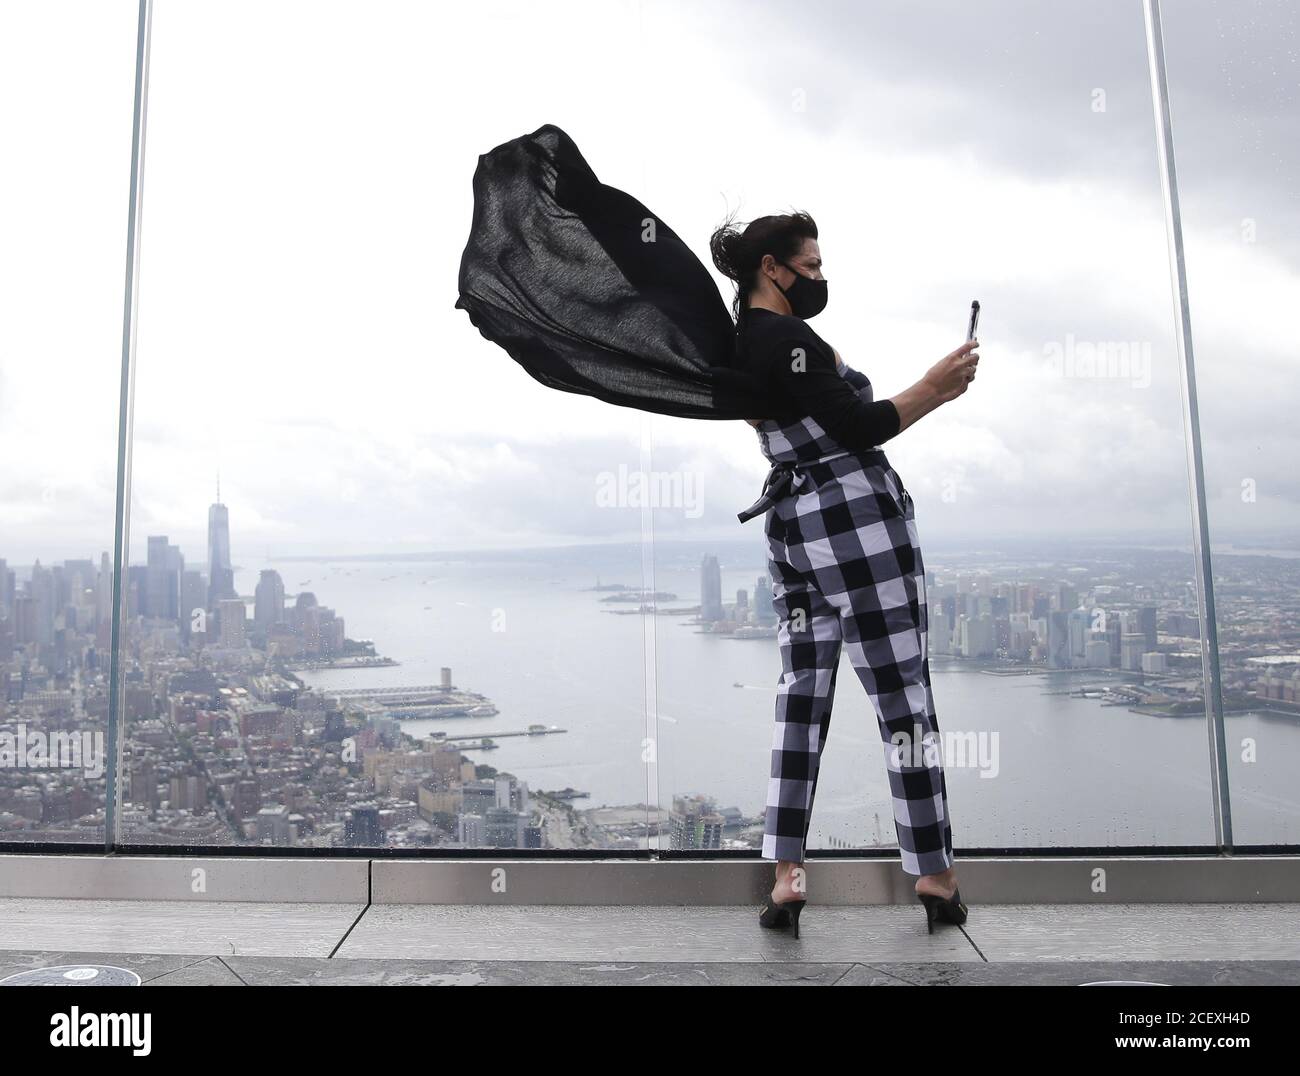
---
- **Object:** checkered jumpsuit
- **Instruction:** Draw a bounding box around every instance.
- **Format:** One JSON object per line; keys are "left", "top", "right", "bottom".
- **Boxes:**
{"left": 741, "top": 363, "right": 954, "bottom": 876}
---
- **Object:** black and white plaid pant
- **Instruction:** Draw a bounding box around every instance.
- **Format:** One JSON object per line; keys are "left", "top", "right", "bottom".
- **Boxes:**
{"left": 754, "top": 451, "right": 955, "bottom": 876}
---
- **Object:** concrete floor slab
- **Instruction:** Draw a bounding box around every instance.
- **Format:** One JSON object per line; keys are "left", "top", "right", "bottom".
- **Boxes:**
{"left": 228, "top": 955, "right": 860, "bottom": 986}
{"left": 835, "top": 960, "right": 1300, "bottom": 986}
{"left": 962, "top": 902, "right": 1300, "bottom": 961}
{"left": 4, "top": 949, "right": 1298, "bottom": 986}
{"left": 334, "top": 903, "right": 981, "bottom": 963}
{"left": 0, "top": 898, "right": 364, "bottom": 958}
{"left": 3, "top": 900, "right": 1299, "bottom": 981}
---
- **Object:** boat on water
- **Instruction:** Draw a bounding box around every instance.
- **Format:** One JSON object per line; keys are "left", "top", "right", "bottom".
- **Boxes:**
{"left": 546, "top": 786, "right": 590, "bottom": 801}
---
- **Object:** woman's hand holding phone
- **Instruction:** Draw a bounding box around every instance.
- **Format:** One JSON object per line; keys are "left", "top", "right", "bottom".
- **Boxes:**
{"left": 923, "top": 339, "right": 980, "bottom": 403}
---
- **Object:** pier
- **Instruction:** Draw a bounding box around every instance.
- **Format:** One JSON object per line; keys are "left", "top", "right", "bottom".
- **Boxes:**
{"left": 427, "top": 726, "right": 566, "bottom": 742}
{"left": 314, "top": 684, "right": 500, "bottom": 720}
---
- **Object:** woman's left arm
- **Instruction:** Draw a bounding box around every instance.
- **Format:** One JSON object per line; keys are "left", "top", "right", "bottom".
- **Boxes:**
{"left": 831, "top": 346, "right": 872, "bottom": 393}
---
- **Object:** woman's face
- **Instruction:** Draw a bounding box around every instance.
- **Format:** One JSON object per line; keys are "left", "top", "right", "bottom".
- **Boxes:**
{"left": 765, "top": 236, "right": 823, "bottom": 289}
{"left": 788, "top": 236, "right": 824, "bottom": 279}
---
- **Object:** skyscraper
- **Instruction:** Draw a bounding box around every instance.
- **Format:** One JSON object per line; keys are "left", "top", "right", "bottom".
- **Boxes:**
{"left": 1138, "top": 605, "right": 1158, "bottom": 651}
{"left": 254, "top": 570, "right": 286, "bottom": 632}
{"left": 207, "top": 479, "right": 237, "bottom": 609}
{"left": 700, "top": 555, "right": 723, "bottom": 621}
{"left": 28, "top": 561, "right": 54, "bottom": 646}
{"left": 146, "top": 536, "right": 183, "bottom": 621}
{"left": 217, "top": 598, "right": 247, "bottom": 648}
{"left": 1047, "top": 611, "right": 1071, "bottom": 669}
{"left": 1068, "top": 607, "right": 1092, "bottom": 668}
{"left": 1057, "top": 584, "right": 1079, "bottom": 614}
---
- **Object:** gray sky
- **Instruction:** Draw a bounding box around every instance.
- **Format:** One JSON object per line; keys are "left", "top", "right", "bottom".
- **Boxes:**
{"left": 1, "top": 0, "right": 1296, "bottom": 566}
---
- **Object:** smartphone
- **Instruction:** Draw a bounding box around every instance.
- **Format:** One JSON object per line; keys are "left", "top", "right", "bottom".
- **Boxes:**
{"left": 966, "top": 300, "right": 981, "bottom": 342}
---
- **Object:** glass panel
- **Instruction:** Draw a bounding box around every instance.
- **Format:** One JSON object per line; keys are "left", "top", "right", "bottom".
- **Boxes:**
{"left": 122, "top": 0, "right": 655, "bottom": 849}
{"left": 0, "top": 1, "right": 138, "bottom": 845}
{"left": 646, "top": 0, "right": 1217, "bottom": 855}
{"left": 1162, "top": 0, "right": 1300, "bottom": 846}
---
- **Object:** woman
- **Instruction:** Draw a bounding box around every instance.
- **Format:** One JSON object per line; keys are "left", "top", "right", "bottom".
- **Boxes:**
{"left": 457, "top": 126, "right": 976, "bottom": 934}
{"left": 710, "top": 211, "right": 978, "bottom": 936}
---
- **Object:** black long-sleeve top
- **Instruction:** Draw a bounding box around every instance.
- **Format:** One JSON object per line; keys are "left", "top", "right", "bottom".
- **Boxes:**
{"left": 741, "top": 307, "right": 901, "bottom": 451}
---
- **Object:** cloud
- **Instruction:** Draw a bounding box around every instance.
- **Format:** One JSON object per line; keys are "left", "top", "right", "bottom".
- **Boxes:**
{"left": 2, "top": 0, "right": 1296, "bottom": 565}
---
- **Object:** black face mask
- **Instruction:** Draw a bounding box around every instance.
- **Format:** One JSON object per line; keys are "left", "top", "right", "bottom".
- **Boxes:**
{"left": 777, "top": 261, "right": 828, "bottom": 319}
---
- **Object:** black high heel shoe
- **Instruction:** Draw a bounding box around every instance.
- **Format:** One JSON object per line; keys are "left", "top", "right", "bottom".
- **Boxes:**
{"left": 759, "top": 894, "right": 807, "bottom": 939}
{"left": 917, "top": 886, "right": 968, "bottom": 934}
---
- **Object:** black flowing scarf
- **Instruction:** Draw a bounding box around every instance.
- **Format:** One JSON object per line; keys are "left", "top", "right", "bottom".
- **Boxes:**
{"left": 454, "top": 124, "right": 768, "bottom": 419}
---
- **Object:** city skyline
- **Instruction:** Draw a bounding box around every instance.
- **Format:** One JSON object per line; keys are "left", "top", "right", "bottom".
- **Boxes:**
{"left": 5, "top": 476, "right": 1299, "bottom": 849}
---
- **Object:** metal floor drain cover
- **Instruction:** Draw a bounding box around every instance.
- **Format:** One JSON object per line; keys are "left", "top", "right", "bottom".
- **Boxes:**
{"left": 1079, "top": 980, "right": 1169, "bottom": 986}
{"left": 0, "top": 965, "right": 142, "bottom": 986}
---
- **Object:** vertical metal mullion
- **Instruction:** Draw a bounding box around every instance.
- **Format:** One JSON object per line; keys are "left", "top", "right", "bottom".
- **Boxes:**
{"left": 1142, "top": 0, "right": 1233, "bottom": 851}
{"left": 638, "top": 415, "right": 661, "bottom": 853}
{"left": 633, "top": 0, "right": 661, "bottom": 856}
{"left": 106, "top": 0, "right": 153, "bottom": 852}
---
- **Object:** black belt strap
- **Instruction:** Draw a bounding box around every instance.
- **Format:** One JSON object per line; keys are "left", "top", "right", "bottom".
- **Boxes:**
{"left": 736, "top": 449, "right": 889, "bottom": 524}
{"left": 736, "top": 463, "right": 810, "bottom": 523}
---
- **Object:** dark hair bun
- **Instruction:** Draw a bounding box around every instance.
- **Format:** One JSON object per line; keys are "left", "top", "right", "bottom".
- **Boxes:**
{"left": 709, "top": 217, "right": 747, "bottom": 281}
